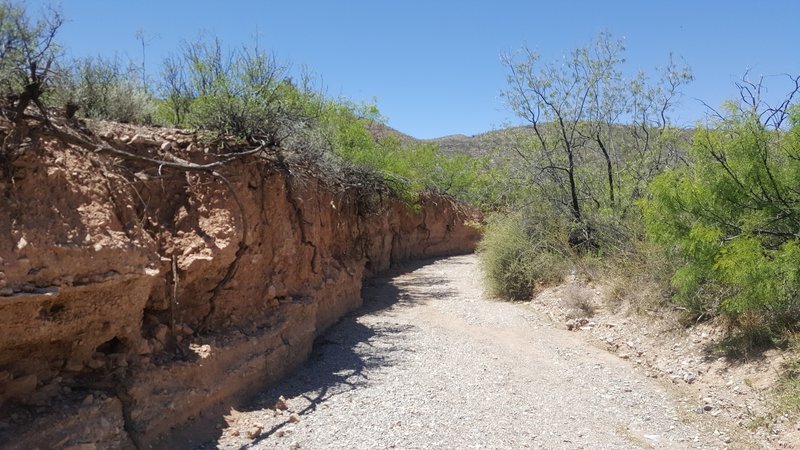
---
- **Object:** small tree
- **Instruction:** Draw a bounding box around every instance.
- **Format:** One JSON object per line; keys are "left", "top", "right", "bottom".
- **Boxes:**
{"left": 0, "top": 0, "right": 63, "bottom": 118}
{"left": 501, "top": 32, "right": 691, "bottom": 243}
{"left": 158, "top": 54, "right": 192, "bottom": 126}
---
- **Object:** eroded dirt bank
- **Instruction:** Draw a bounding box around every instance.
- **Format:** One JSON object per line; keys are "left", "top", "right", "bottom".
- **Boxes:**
{"left": 0, "top": 123, "right": 480, "bottom": 449}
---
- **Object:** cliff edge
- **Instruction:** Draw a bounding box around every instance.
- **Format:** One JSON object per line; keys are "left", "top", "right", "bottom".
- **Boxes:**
{"left": 0, "top": 119, "right": 481, "bottom": 449}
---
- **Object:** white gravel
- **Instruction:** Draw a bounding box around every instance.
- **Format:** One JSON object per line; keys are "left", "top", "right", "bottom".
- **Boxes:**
{"left": 204, "top": 254, "right": 746, "bottom": 449}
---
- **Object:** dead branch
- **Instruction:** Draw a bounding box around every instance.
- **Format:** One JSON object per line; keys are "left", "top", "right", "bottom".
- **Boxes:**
{"left": 41, "top": 121, "right": 268, "bottom": 171}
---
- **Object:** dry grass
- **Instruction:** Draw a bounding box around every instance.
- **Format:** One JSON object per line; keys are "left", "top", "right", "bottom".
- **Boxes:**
{"left": 598, "top": 243, "right": 677, "bottom": 316}
{"left": 563, "top": 283, "right": 596, "bottom": 319}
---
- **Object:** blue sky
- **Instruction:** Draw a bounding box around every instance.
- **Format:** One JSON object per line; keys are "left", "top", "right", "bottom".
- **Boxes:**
{"left": 26, "top": 0, "right": 800, "bottom": 138}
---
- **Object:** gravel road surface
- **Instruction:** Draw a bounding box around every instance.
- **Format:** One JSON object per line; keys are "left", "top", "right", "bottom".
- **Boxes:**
{"left": 206, "top": 255, "right": 744, "bottom": 449}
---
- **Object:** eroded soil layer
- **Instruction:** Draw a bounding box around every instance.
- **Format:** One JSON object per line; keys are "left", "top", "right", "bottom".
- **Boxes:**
{"left": 0, "top": 124, "right": 480, "bottom": 449}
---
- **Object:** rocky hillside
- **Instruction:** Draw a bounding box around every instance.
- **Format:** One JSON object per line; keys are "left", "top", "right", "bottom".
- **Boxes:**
{"left": 427, "top": 127, "right": 531, "bottom": 157}
{"left": 402, "top": 124, "right": 693, "bottom": 161}
{"left": 367, "top": 122, "right": 529, "bottom": 158}
{"left": 0, "top": 118, "right": 481, "bottom": 449}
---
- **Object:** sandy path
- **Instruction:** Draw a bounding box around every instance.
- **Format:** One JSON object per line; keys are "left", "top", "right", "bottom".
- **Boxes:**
{"left": 205, "top": 255, "right": 746, "bottom": 449}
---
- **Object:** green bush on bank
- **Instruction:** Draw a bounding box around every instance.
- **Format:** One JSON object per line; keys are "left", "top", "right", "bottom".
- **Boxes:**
{"left": 51, "top": 56, "right": 156, "bottom": 123}
{"left": 478, "top": 208, "right": 571, "bottom": 300}
{"left": 0, "top": 3, "right": 495, "bottom": 209}
{"left": 0, "top": 0, "right": 507, "bottom": 210}
{"left": 320, "top": 100, "right": 506, "bottom": 206}
{"left": 644, "top": 104, "right": 800, "bottom": 339}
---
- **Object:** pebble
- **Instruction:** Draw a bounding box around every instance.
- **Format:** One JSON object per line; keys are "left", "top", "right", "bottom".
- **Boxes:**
{"left": 274, "top": 395, "right": 288, "bottom": 411}
{"left": 129, "top": 133, "right": 158, "bottom": 147}
{"left": 64, "top": 444, "right": 96, "bottom": 450}
{"left": 87, "top": 358, "right": 105, "bottom": 370}
{"left": 246, "top": 425, "right": 263, "bottom": 439}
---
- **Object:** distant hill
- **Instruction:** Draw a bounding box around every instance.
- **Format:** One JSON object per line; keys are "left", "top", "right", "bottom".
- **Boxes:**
{"left": 367, "top": 122, "right": 537, "bottom": 158}
{"left": 371, "top": 123, "right": 694, "bottom": 163}
{"left": 365, "top": 122, "right": 417, "bottom": 145}
{"left": 425, "top": 126, "right": 536, "bottom": 157}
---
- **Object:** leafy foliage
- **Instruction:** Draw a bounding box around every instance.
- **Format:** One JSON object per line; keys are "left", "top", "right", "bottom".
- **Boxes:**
{"left": 0, "top": 4, "right": 495, "bottom": 214}
{"left": 644, "top": 85, "right": 800, "bottom": 334}
{"left": 51, "top": 56, "right": 155, "bottom": 123}
{"left": 501, "top": 32, "right": 692, "bottom": 227}
{"left": 154, "top": 38, "right": 322, "bottom": 148}
{"left": 481, "top": 32, "right": 692, "bottom": 300}
{"left": 319, "top": 100, "right": 507, "bottom": 206}
{"left": 0, "top": 1, "right": 62, "bottom": 100}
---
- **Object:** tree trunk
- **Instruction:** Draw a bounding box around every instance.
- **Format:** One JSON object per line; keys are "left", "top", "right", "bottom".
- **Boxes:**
{"left": 566, "top": 144, "right": 581, "bottom": 221}
{"left": 596, "top": 135, "right": 614, "bottom": 207}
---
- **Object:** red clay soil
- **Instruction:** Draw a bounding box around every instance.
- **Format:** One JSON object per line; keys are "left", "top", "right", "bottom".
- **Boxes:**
{"left": 0, "top": 120, "right": 481, "bottom": 449}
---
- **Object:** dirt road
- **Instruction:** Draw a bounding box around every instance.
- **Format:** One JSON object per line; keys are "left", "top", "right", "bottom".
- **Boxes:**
{"left": 206, "top": 255, "right": 749, "bottom": 449}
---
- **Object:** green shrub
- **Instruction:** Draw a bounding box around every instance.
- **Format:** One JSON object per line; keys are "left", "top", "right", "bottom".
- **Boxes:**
{"left": 186, "top": 72, "right": 300, "bottom": 145}
{"left": 0, "top": 1, "right": 62, "bottom": 111}
{"left": 157, "top": 39, "right": 318, "bottom": 146}
{"left": 643, "top": 94, "right": 800, "bottom": 336}
{"left": 319, "top": 100, "right": 502, "bottom": 206}
{"left": 52, "top": 56, "right": 155, "bottom": 123}
{"left": 425, "top": 152, "right": 513, "bottom": 210}
{"left": 478, "top": 209, "right": 571, "bottom": 300}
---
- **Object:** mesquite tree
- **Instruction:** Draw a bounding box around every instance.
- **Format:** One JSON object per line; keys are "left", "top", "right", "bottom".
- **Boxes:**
{"left": 501, "top": 33, "right": 691, "bottom": 241}
{"left": 645, "top": 74, "right": 800, "bottom": 327}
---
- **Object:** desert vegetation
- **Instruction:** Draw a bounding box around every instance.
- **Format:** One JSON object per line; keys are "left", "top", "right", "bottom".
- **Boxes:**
{"left": 470, "top": 32, "right": 800, "bottom": 420}
{"left": 4, "top": 0, "right": 800, "bottom": 429}
{"left": 478, "top": 30, "right": 800, "bottom": 354}
{"left": 4, "top": 0, "right": 800, "bottom": 355}
{"left": 478, "top": 32, "right": 692, "bottom": 300}
{"left": 646, "top": 81, "right": 800, "bottom": 337}
{"left": 0, "top": 1, "right": 499, "bottom": 209}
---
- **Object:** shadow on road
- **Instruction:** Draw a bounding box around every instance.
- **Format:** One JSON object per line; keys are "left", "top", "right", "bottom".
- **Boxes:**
{"left": 196, "top": 256, "right": 459, "bottom": 449}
